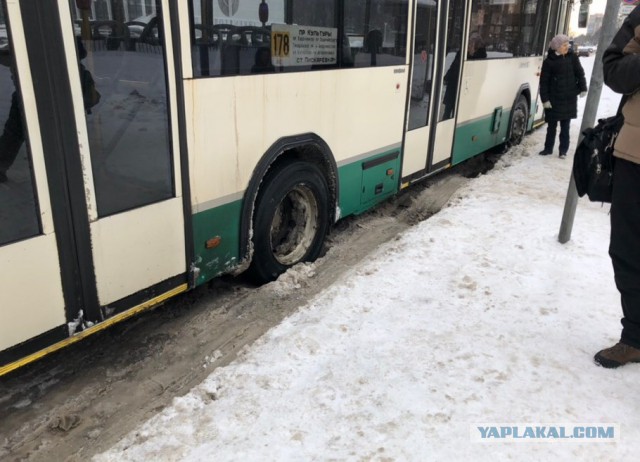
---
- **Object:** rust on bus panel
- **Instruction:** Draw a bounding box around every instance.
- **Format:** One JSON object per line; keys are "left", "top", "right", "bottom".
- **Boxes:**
{"left": 205, "top": 236, "right": 222, "bottom": 249}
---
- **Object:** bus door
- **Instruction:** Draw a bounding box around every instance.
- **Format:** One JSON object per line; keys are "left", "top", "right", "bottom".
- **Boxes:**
{"left": 60, "top": 0, "right": 188, "bottom": 311}
{"left": 1, "top": 0, "right": 68, "bottom": 357}
{"left": 1, "top": 0, "right": 187, "bottom": 360}
{"left": 403, "top": 0, "right": 465, "bottom": 179}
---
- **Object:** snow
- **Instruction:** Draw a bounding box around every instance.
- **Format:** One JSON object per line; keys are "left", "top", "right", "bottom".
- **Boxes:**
{"left": 95, "top": 56, "right": 639, "bottom": 461}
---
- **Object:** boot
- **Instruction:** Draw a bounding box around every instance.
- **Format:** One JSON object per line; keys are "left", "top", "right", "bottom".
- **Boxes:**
{"left": 559, "top": 151, "right": 567, "bottom": 158}
{"left": 594, "top": 342, "right": 640, "bottom": 368}
{"left": 538, "top": 150, "right": 552, "bottom": 156}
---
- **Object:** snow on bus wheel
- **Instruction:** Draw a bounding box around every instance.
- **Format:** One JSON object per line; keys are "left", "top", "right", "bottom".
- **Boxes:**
{"left": 248, "top": 160, "right": 330, "bottom": 283}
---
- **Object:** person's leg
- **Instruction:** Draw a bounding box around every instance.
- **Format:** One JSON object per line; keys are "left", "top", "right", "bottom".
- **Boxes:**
{"left": 558, "top": 119, "right": 571, "bottom": 156}
{"left": 610, "top": 159, "right": 640, "bottom": 347}
{"left": 596, "top": 158, "right": 640, "bottom": 367}
{"left": 541, "top": 120, "right": 557, "bottom": 154}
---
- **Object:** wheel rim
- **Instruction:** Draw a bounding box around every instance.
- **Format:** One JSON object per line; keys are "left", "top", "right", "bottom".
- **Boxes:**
{"left": 510, "top": 105, "right": 526, "bottom": 144}
{"left": 269, "top": 185, "right": 319, "bottom": 266}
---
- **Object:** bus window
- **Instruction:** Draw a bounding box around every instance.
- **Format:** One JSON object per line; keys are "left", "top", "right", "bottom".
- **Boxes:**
{"left": 544, "top": 0, "right": 562, "bottom": 53}
{"left": 189, "top": 0, "right": 409, "bottom": 77}
{"left": 470, "top": 0, "right": 552, "bottom": 58}
{"left": 0, "top": 2, "right": 41, "bottom": 245}
{"left": 344, "top": 0, "right": 408, "bottom": 68}
{"left": 291, "top": 0, "right": 335, "bottom": 28}
{"left": 190, "top": 0, "right": 288, "bottom": 76}
{"left": 68, "top": 0, "right": 173, "bottom": 217}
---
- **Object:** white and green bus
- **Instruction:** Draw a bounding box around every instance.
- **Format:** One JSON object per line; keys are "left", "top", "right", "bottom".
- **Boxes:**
{"left": 0, "top": 0, "right": 569, "bottom": 375}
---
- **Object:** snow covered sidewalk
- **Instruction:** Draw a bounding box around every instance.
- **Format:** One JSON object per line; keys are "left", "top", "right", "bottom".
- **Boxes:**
{"left": 96, "top": 72, "right": 639, "bottom": 462}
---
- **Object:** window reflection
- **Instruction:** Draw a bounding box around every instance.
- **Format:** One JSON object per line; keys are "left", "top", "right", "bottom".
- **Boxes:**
{"left": 0, "top": 2, "right": 41, "bottom": 246}
{"left": 70, "top": 0, "right": 173, "bottom": 217}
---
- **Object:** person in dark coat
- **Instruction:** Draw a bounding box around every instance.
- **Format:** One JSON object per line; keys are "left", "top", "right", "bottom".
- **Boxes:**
{"left": 442, "top": 49, "right": 461, "bottom": 120}
{"left": 594, "top": 5, "right": 640, "bottom": 368}
{"left": 467, "top": 32, "right": 487, "bottom": 60}
{"left": 538, "top": 34, "right": 587, "bottom": 158}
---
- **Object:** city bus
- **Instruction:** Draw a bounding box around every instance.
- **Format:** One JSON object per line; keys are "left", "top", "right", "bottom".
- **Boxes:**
{"left": 0, "top": 0, "right": 569, "bottom": 375}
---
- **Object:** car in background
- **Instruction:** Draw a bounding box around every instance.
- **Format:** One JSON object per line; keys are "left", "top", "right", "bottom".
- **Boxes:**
{"left": 577, "top": 45, "right": 593, "bottom": 57}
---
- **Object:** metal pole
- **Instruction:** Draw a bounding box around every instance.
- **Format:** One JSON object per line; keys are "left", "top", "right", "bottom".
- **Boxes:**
{"left": 558, "top": 0, "right": 622, "bottom": 244}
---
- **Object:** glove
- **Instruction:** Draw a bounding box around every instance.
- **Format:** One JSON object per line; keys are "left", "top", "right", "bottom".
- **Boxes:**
{"left": 543, "top": 101, "right": 552, "bottom": 109}
{"left": 580, "top": 91, "right": 587, "bottom": 98}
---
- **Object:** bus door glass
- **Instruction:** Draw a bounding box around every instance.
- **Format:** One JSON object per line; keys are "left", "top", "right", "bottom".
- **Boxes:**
{"left": 430, "top": 0, "right": 465, "bottom": 168}
{"left": 69, "top": 0, "right": 172, "bottom": 217}
{"left": 407, "top": 0, "right": 438, "bottom": 132}
{"left": 0, "top": 4, "right": 39, "bottom": 243}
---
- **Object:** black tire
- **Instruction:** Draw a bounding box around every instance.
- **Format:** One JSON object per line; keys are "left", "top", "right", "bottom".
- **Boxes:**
{"left": 507, "top": 95, "right": 529, "bottom": 147}
{"left": 248, "top": 161, "right": 330, "bottom": 283}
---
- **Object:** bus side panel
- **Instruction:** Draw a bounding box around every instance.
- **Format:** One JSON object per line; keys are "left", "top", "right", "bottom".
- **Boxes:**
{"left": 0, "top": 234, "right": 66, "bottom": 352}
{"left": 185, "top": 67, "right": 407, "bottom": 281}
{"left": 453, "top": 115, "right": 501, "bottom": 163}
{"left": 452, "top": 57, "right": 542, "bottom": 165}
{"left": 90, "top": 199, "right": 187, "bottom": 305}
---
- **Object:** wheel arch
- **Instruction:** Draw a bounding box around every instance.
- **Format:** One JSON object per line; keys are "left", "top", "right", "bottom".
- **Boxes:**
{"left": 238, "top": 133, "right": 339, "bottom": 265}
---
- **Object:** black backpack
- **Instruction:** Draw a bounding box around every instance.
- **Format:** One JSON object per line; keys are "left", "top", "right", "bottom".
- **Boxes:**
{"left": 572, "top": 113, "right": 623, "bottom": 203}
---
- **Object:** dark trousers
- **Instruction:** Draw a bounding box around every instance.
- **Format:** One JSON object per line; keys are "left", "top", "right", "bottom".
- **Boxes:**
{"left": 0, "top": 91, "right": 24, "bottom": 173}
{"left": 610, "top": 158, "right": 640, "bottom": 349}
{"left": 544, "top": 119, "right": 571, "bottom": 154}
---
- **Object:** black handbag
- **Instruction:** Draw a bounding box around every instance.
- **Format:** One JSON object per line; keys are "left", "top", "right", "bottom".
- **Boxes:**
{"left": 572, "top": 96, "right": 627, "bottom": 203}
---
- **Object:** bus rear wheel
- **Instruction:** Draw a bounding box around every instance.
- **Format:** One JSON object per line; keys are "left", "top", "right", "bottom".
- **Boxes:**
{"left": 248, "top": 161, "right": 330, "bottom": 283}
{"left": 508, "top": 95, "right": 528, "bottom": 147}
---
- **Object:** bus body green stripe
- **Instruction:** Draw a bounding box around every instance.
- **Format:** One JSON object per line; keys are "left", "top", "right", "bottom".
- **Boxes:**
{"left": 337, "top": 161, "right": 363, "bottom": 217}
{"left": 337, "top": 149, "right": 401, "bottom": 216}
{"left": 452, "top": 110, "right": 511, "bottom": 165}
{"left": 192, "top": 200, "right": 242, "bottom": 286}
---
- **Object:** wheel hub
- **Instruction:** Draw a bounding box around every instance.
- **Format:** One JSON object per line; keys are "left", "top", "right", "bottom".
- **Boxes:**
{"left": 269, "top": 185, "right": 319, "bottom": 266}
